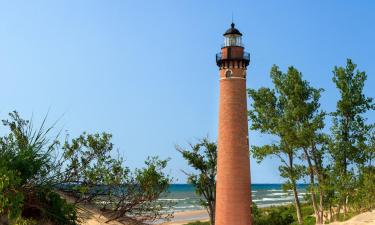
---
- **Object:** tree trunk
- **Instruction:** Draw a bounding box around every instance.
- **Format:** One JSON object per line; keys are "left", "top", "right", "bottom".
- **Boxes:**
{"left": 336, "top": 204, "right": 341, "bottom": 221}
{"left": 288, "top": 151, "right": 303, "bottom": 224}
{"left": 304, "top": 148, "right": 321, "bottom": 224}
{"left": 311, "top": 145, "right": 325, "bottom": 224}
{"left": 208, "top": 202, "right": 215, "bottom": 225}
{"left": 292, "top": 183, "right": 303, "bottom": 224}
{"left": 344, "top": 195, "right": 349, "bottom": 219}
{"left": 329, "top": 205, "right": 333, "bottom": 222}
{"left": 310, "top": 182, "right": 321, "bottom": 224}
{"left": 318, "top": 186, "right": 324, "bottom": 223}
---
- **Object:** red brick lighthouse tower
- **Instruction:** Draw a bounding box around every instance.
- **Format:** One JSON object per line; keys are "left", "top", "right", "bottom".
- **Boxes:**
{"left": 215, "top": 23, "right": 252, "bottom": 225}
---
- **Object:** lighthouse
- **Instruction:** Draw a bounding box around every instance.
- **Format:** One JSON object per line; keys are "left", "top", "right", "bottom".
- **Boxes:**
{"left": 215, "top": 23, "right": 252, "bottom": 225}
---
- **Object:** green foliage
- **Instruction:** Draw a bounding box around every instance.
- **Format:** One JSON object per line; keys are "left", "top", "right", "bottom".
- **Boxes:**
{"left": 61, "top": 132, "right": 129, "bottom": 200}
{"left": 0, "top": 111, "right": 174, "bottom": 224}
{"left": 61, "top": 133, "right": 173, "bottom": 223}
{"left": 249, "top": 59, "right": 374, "bottom": 224}
{"left": 184, "top": 221, "right": 210, "bottom": 225}
{"left": 351, "top": 166, "right": 375, "bottom": 211}
{"left": 0, "top": 168, "right": 23, "bottom": 220}
{"left": 253, "top": 203, "right": 317, "bottom": 225}
{"left": 177, "top": 138, "right": 217, "bottom": 225}
{"left": 136, "top": 156, "right": 170, "bottom": 196}
{"left": 254, "top": 205, "right": 294, "bottom": 225}
{"left": 129, "top": 156, "right": 174, "bottom": 221}
{"left": 12, "top": 218, "right": 37, "bottom": 225}
{"left": 36, "top": 190, "right": 77, "bottom": 225}
{"left": 330, "top": 59, "right": 374, "bottom": 169}
{"left": 0, "top": 111, "right": 77, "bottom": 224}
{"left": 248, "top": 65, "right": 321, "bottom": 180}
{"left": 249, "top": 65, "right": 323, "bottom": 223}
{"left": 327, "top": 59, "right": 375, "bottom": 217}
{"left": 184, "top": 204, "right": 315, "bottom": 225}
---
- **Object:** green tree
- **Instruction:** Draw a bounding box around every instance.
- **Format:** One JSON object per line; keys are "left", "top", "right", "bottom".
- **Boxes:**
{"left": 248, "top": 65, "right": 320, "bottom": 224}
{"left": 290, "top": 74, "right": 330, "bottom": 225}
{"left": 177, "top": 138, "right": 217, "bottom": 225}
{"left": 367, "top": 128, "right": 375, "bottom": 166}
{"left": 296, "top": 92, "right": 327, "bottom": 224}
{"left": 0, "top": 111, "right": 77, "bottom": 225}
{"left": 0, "top": 111, "right": 174, "bottom": 224}
{"left": 329, "top": 59, "right": 375, "bottom": 218}
{"left": 61, "top": 132, "right": 174, "bottom": 223}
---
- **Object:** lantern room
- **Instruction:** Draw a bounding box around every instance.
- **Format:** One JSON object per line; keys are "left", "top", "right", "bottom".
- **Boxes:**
{"left": 223, "top": 23, "right": 243, "bottom": 47}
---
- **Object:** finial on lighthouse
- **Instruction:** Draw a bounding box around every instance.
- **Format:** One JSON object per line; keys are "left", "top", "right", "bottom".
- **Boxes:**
{"left": 224, "top": 22, "right": 242, "bottom": 36}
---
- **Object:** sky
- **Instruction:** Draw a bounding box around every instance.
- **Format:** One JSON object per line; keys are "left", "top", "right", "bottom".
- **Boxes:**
{"left": 0, "top": 0, "right": 374, "bottom": 183}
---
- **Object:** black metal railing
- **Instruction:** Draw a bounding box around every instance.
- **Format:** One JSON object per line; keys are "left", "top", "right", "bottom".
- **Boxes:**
{"left": 216, "top": 52, "right": 250, "bottom": 67}
{"left": 216, "top": 53, "right": 222, "bottom": 62}
{"left": 243, "top": 52, "right": 250, "bottom": 61}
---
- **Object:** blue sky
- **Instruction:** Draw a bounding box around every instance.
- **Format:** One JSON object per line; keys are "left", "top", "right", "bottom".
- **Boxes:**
{"left": 0, "top": 0, "right": 374, "bottom": 183}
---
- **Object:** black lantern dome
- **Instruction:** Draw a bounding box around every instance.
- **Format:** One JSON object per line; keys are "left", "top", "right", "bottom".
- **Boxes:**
{"left": 223, "top": 23, "right": 242, "bottom": 36}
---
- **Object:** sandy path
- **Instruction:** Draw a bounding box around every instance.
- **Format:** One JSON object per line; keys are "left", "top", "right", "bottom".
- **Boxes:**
{"left": 157, "top": 210, "right": 208, "bottom": 225}
{"left": 79, "top": 208, "right": 208, "bottom": 225}
{"left": 329, "top": 211, "right": 375, "bottom": 225}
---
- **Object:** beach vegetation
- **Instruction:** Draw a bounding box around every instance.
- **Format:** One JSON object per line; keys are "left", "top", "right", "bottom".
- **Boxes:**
{"left": 248, "top": 59, "right": 374, "bottom": 224}
{"left": 184, "top": 221, "right": 210, "bottom": 225}
{"left": 0, "top": 111, "right": 173, "bottom": 224}
{"left": 59, "top": 132, "right": 175, "bottom": 223}
{"left": 177, "top": 138, "right": 217, "bottom": 225}
{"left": 0, "top": 111, "right": 78, "bottom": 225}
{"left": 183, "top": 204, "right": 315, "bottom": 225}
{"left": 326, "top": 59, "right": 375, "bottom": 220}
{"left": 248, "top": 65, "right": 322, "bottom": 224}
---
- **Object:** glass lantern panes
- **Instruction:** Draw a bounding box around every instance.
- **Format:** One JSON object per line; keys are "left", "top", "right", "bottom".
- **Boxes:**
{"left": 224, "top": 34, "right": 242, "bottom": 47}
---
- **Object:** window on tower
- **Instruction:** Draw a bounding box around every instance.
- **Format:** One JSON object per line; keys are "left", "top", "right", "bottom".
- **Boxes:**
{"left": 225, "top": 70, "right": 232, "bottom": 78}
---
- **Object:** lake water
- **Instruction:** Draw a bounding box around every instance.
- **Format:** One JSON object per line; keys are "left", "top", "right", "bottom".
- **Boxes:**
{"left": 161, "top": 184, "right": 308, "bottom": 212}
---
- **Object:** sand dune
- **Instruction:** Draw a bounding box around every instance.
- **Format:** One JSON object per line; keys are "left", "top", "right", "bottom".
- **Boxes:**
{"left": 328, "top": 211, "right": 375, "bottom": 225}
{"left": 79, "top": 209, "right": 208, "bottom": 225}
{"left": 78, "top": 207, "right": 375, "bottom": 225}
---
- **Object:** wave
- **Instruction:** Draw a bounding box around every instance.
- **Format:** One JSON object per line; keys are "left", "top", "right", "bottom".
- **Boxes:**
{"left": 261, "top": 196, "right": 295, "bottom": 202}
{"left": 268, "top": 192, "right": 288, "bottom": 196}
{"left": 258, "top": 202, "right": 292, "bottom": 208}
{"left": 174, "top": 205, "right": 201, "bottom": 209}
{"left": 159, "top": 198, "right": 188, "bottom": 201}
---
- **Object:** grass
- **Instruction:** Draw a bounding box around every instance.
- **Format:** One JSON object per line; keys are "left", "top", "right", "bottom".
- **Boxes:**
{"left": 184, "top": 222, "right": 210, "bottom": 225}
{"left": 183, "top": 204, "right": 371, "bottom": 225}
{"left": 183, "top": 204, "right": 316, "bottom": 225}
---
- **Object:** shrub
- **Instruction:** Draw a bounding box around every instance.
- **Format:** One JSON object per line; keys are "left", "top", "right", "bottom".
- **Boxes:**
{"left": 0, "top": 168, "right": 23, "bottom": 221}
{"left": 0, "top": 112, "right": 78, "bottom": 224}
{"left": 253, "top": 204, "right": 294, "bottom": 225}
{"left": 184, "top": 221, "right": 210, "bottom": 225}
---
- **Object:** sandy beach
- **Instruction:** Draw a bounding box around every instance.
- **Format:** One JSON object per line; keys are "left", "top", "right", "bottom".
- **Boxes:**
{"left": 328, "top": 211, "right": 375, "bottom": 225}
{"left": 79, "top": 209, "right": 208, "bottom": 225}
{"left": 79, "top": 208, "right": 375, "bottom": 225}
{"left": 159, "top": 210, "right": 375, "bottom": 225}
{"left": 158, "top": 210, "right": 208, "bottom": 225}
